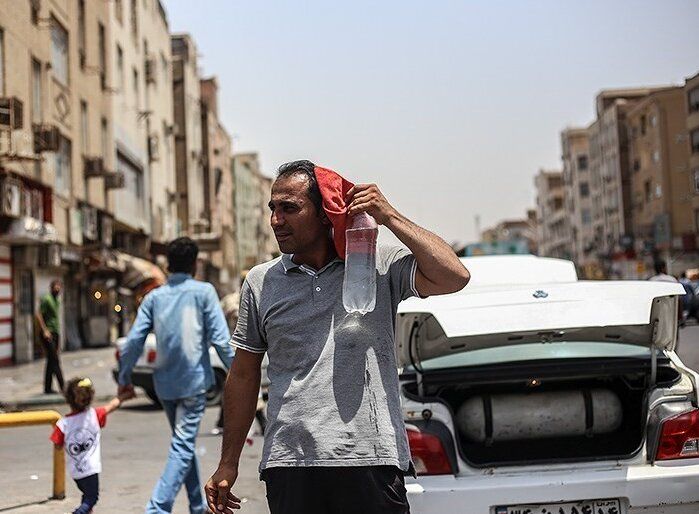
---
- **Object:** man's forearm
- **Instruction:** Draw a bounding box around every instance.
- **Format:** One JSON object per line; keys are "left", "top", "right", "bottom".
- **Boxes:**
{"left": 385, "top": 211, "right": 469, "bottom": 291}
{"left": 220, "top": 368, "right": 260, "bottom": 467}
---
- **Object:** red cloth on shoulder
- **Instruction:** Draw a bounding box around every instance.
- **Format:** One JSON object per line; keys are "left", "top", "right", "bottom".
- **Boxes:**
{"left": 313, "top": 166, "right": 355, "bottom": 259}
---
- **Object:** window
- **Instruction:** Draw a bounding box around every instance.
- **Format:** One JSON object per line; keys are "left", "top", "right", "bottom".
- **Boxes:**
{"left": 650, "top": 114, "right": 657, "bottom": 128}
{"left": 692, "top": 129, "right": 699, "bottom": 154}
{"left": 695, "top": 209, "right": 699, "bottom": 233}
{"left": 689, "top": 87, "right": 699, "bottom": 113}
{"left": 98, "top": 23, "right": 106, "bottom": 90}
{"left": 80, "top": 101, "right": 88, "bottom": 154}
{"left": 130, "top": 0, "right": 138, "bottom": 41}
{"left": 160, "top": 52, "right": 168, "bottom": 83}
{"left": 633, "top": 159, "right": 640, "bottom": 172}
{"left": 101, "top": 117, "right": 109, "bottom": 160}
{"left": 644, "top": 180, "right": 651, "bottom": 202}
{"left": 655, "top": 184, "right": 662, "bottom": 198}
{"left": 652, "top": 150, "right": 660, "bottom": 164}
{"left": 694, "top": 169, "right": 699, "bottom": 193}
{"left": 118, "top": 152, "right": 144, "bottom": 200}
{"left": 0, "top": 29, "right": 4, "bottom": 95}
{"left": 133, "top": 68, "right": 139, "bottom": 109}
{"left": 116, "top": 44, "right": 124, "bottom": 90}
{"left": 78, "top": 0, "right": 86, "bottom": 69}
{"left": 54, "top": 136, "right": 72, "bottom": 195}
{"left": 577, "top": 155, "right": 588, "bottom": 171}
{"left": 31, "top": 58, "right": 42, "bottom": 123}
{"left": 640, "top": 115, "right": 647, "bottom": 136}
{"left": 579, "top": 182, "right": 590, "bottom": 198}
{"left": 115, "top": 0, "right": 123, "bottom": 24}
{"left": 31, "top": 0, "right": 40, "bottom": 24}
{"left": 50, "top": 19, "right": 69, "bottom": 85}
{"left": 581, "top": 208, "right": 591, "bottom": 225}
{"left": 19, "top": 270, "right": 34, "bottom": 315}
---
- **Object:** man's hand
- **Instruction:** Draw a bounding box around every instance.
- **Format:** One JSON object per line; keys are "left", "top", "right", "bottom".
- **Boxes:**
{"left": 346, "top": 184, "right": 398, "bottom": 225}
{"left": 117, "top": 384, "right": 135, "bottom": 400}
{"left": 205, "top": 463, "right": 241, "bottom": 513}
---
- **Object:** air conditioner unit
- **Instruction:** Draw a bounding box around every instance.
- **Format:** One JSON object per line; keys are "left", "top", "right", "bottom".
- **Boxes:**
{"left": 33, "top": 124, "right": 60, "bottom": 153}
{"left": 148, "top": 134, "right": 159, "bottom": 162}
{"left": 82, "top": 205, "right": 98, "bottom": 241}
{"left": 84, "top": 156, "right": 106, "bottom": 177}
{"left": 145, "top": 57, "right": 156, "bottom": 84}
{"left": 0, "top": 178, "right": 22, "bottom": 218}
{"left": 0, "top": 97, "right": 24, "bottom": 130}
{"left": 105, "top": 171, "right": 126, "bottom": 189}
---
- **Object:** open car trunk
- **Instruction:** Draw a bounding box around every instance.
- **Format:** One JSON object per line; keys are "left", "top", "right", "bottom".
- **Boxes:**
{"left": 403, "top": 356, "right": 681, "bottom": 467}
{"left": 396, "top": 279, "right": 686, "bottom": 467}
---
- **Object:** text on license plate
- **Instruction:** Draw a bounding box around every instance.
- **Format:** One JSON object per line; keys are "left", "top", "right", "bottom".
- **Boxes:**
{"left": 496, "top": 498, "right": 621, "bottom": 514}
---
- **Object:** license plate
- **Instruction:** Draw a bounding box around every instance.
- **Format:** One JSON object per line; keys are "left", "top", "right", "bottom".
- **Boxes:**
{"left": 495, "top": 498, "right": 621, "bottom": 514}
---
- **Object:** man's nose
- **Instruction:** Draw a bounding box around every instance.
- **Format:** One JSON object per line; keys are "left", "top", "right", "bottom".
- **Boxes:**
{"left": 270, "top": 210, "right": 283, "bottom": 227}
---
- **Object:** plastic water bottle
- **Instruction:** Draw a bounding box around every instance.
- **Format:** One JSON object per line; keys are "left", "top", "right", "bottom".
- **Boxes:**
{"left": 343, "top": 212, "right": 378, "bottom": 315}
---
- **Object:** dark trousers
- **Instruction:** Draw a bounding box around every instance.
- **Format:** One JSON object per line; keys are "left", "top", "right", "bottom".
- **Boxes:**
{"left": 73, "top": 473, "right": 99, "bottom": 514}
{"left": 262, "top": 466, "right": 410, "bottom": 514}
{"left": 42, "top": 332, "right": 64, "bottom": 394}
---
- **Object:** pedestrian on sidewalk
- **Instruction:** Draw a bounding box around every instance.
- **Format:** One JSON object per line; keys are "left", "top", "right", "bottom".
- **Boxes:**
{"left": 50, "top": 376, "right": 134, "bottom": 514}
{"left": 118, "top": 237, "right": 235, "bottom": 514}
{"left": 35, "top": 279, "right": 65, "bottom": 394}
{"left": 206, "top": 160, "right": 471, "bottom": 514}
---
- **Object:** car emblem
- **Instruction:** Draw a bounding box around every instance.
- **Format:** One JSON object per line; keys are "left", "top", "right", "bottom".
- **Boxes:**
{"left": 533, "top": 290, "right": 548, "bottom": 299}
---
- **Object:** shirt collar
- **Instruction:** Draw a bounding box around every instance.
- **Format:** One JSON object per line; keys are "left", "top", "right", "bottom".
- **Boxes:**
{"left": 168, "top": 272, "right": 192, "bottom": 284}
{"left": 281, "top": 254, "right": 342, "bottom": 275}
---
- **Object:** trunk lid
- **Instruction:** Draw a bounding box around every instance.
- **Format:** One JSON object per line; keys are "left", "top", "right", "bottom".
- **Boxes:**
{"left": 396, "top": 280, "right": 684, "bottom": 368}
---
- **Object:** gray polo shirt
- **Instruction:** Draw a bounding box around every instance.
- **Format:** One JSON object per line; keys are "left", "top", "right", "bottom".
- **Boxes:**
{"left": 231, "top": 245, "right": 420, "bottom": 472}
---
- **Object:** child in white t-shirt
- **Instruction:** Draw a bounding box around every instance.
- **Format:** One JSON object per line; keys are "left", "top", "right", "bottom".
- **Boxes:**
{"left": 50, "top": 377, "right": 133, "bottom": 514}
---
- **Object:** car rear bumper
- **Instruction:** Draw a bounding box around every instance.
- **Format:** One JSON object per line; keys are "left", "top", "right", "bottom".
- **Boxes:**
{"left": 406, "top": 460, "right": 699, "bottom": 513}
{"left": 111, "top": 367, "right": 154, "bottom": 391}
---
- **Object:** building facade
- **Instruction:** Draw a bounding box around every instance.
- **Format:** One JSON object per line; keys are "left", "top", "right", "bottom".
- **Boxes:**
{"left": 561, "top": 127, "right": 598, "bottom": 276}
{"left": 197, "top": 76, "right": 238, "bottom": 293}
{"left": 535, "top": 169, "right": 571, "bottom": 259}
{"left": 627, "top": 87, "right": 695, "bottom": 276}
{"left": 687, "top": 72, "right": 699, "bottom": 240}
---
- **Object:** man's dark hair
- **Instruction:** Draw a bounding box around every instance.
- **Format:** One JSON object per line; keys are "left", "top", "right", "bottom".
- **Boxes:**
{"left": 276, "top": 160, "right": 323, "bottom": 214}
{"left": 654, "top": 260, "right": 667, "bottom": 275}
{"left": 167, "top": 237, "right": 199, "bottom": 273}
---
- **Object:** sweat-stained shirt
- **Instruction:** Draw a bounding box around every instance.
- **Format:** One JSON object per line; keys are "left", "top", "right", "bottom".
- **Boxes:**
{"left": 230, "top": 245, "right": 421, "bottom": 472}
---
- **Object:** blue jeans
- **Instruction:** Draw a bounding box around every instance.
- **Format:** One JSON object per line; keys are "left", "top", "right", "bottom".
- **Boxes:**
{"left": 146, "top": 394, "right": 207, "bottom": 514}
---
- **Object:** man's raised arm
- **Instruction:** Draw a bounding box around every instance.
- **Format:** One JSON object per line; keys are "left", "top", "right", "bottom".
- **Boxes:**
{"left": 347, "top": 183, "right": 470, "bottom": 297}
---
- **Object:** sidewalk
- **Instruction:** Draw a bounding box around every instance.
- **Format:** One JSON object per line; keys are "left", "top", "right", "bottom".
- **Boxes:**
{"left": 0, "top": 346, "right": 118, "bottom": 410}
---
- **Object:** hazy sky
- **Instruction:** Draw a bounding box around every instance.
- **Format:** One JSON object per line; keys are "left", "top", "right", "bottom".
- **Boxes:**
{"left": 164, "top": 0, "right": 699, "bottom": 244}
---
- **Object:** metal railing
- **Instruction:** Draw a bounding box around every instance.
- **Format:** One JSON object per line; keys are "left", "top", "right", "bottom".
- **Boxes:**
{"left": 0, "top": 410, "right": 65, "bottom": 500}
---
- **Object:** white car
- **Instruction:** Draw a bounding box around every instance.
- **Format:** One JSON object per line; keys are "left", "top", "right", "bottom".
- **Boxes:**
{"left": 113, "top": 333, "right": 270, "bottom": 407}
{"left": 397, "top": 255, "right": 699, "bottom": 514}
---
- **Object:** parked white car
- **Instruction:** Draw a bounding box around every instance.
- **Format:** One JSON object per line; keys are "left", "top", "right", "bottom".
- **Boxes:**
{"left": 398, "top": 255, "right": 699, "bottom": 514}
{"left": 112, "top": 333, "right": 270, "bottom": 407}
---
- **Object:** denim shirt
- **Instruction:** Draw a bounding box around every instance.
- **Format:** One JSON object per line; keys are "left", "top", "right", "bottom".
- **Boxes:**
{"left": 118, "top": 273, "right": 234, "bottom": 401}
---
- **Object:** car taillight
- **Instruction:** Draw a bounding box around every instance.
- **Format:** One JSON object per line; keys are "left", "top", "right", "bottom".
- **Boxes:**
{"left": 406, "top": 425, "right": 453, "bottom": 475}
{"left": 115, "top": 349, "right": 120, "bottom": 361}
{"left": 147, "top": 349, "right": 157, "bottom": 364}
{"left": 656, "top": 409, "right": 699, "bottom": 460}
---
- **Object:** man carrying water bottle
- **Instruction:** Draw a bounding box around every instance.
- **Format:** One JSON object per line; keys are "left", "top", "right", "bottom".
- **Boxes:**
{"left": 206, "top": 160, "right": 470, "bottom": 514}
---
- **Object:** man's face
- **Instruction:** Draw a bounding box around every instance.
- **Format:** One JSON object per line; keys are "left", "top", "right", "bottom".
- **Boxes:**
{"left": 269, "top": 175, "right": 330, "bottom": 255}
{"left": 51, "top": 282, "right": 62, "bottom": 297}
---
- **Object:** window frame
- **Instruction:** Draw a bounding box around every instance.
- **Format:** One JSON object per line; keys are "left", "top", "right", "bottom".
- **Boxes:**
{"left": 50, "top": 17, "right": 69, "bottom": 86}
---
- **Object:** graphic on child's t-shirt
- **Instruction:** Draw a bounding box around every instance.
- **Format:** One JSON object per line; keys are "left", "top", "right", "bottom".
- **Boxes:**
{"left": 66, "top": 427, "right": 98, "bottom": 473}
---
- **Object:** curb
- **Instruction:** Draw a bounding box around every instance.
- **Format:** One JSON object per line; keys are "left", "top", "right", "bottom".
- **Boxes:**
{"left": 0, "top": 393, "right": 115, "bottom": 412}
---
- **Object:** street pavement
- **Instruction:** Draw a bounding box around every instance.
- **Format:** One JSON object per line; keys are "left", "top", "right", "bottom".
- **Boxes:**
{"left": 0, "top": 396, "right": 269, "bottom": 514}
{"left": 2, "top": 325, "right": 699, "bottom": 513}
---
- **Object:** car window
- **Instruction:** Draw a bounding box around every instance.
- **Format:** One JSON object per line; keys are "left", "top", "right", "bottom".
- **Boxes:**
{"left": 412, "top": 342, "right": 652, "bottom": 371}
